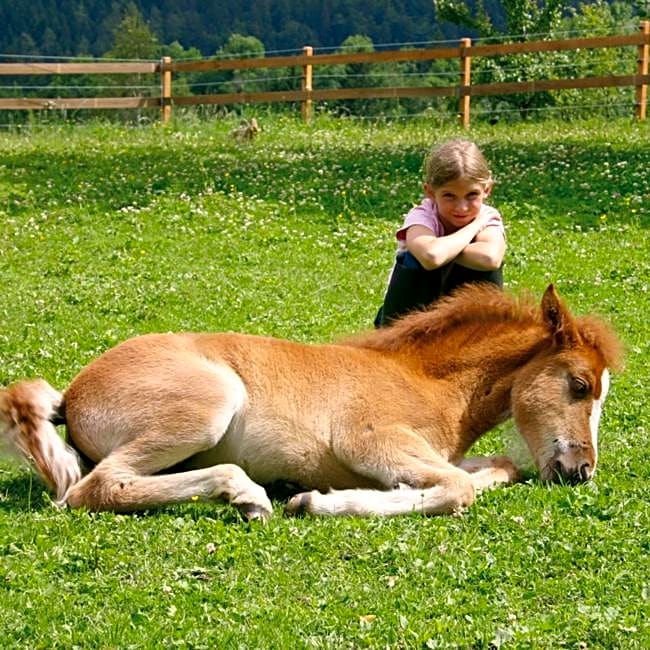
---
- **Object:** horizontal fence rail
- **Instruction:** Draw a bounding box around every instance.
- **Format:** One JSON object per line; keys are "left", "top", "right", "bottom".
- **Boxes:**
{"left": 0, "top": 22, "right": 648, "bottom": 126}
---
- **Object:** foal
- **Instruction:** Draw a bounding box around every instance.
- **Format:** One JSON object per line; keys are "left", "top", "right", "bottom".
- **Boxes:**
{"left": 0, "top": 284, "right": 621, "bottom": 520}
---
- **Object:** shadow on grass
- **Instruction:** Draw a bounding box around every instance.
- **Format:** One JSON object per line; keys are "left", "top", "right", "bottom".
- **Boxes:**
{"left": 0, "top": 473, "right": 54, "bottom": 513}
{"left": 0, "top": 471, "right": 301, "bottom": 520}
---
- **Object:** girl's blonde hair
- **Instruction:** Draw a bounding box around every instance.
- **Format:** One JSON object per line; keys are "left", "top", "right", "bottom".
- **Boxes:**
{"left": 424, "top": 138, "right": 493, "bottom": 189}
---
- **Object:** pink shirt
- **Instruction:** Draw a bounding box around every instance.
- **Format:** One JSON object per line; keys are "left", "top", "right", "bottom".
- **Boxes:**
{"left": 395, "top": 198, "right": 504, "bottom": 251}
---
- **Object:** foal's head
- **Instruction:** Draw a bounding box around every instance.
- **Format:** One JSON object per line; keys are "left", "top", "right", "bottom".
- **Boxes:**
{"left": 512, "top": 285, "right": 622, "bottom": 484}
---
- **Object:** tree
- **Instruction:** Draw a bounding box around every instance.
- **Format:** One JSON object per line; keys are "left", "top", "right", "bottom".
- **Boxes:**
{"left": 336, "top": 35, "right": 398, "bottom": 115}
{"left": 218, "top": 34, "right": 266, "bottom": 94}
{"left": 433, "top": 1, "right": 570, "bottom": 120}
{"left": 432, "top": 0, "right": 640, "bottom": 121}
{"left": 190, "top": 34, "right": 267, "bottom": 97}
{"left": 106, "top": 2, "right": 160, "bottom": 60}
{"left": 219, "top": 33, "right": 265, "bottom": 59}
{"left": 339, "top": 34, "right": 380, "bottom": 88}
{"left": 551, "top": 0, "right": 638, "bottom": 116}
{"left": 102, "top": 2, "right": 161, "bottom": 114}
{"left": 13, "top": 32, "right": 39, "bottom": 56}
{"left": 632, "top": 0, "right": 650, "bottom": 19}
{"left": 433, "top": 0, "right": 566, "bottom": 39}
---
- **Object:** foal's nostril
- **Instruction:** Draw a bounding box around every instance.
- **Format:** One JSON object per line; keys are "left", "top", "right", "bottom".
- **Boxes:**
{"left": 579, "top": 463, "right": 591, "bottom": 482}
{"left": 553, "top": 460, "right": 565, "bottom": 481}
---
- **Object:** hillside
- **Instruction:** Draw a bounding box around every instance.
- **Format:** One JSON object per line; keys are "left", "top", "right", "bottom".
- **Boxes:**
{"left": 0, "top": 0, "right": 614, "bottom": 59}
{"left": 1, "top": 0, "right": 440, "bottom": 57}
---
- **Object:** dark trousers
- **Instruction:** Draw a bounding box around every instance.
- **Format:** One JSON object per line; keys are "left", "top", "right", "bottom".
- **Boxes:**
{"left": 374, "top": 251, "right": 503, "bottom": 327}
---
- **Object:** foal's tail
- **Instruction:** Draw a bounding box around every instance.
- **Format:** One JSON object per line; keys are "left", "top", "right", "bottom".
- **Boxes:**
{"left": 0, "top": 379, "right": 82, "bottom": 503}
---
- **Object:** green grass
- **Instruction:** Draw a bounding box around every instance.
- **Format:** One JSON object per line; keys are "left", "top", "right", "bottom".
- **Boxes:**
{"left": 1, "top": 114, "right": 649, "bottom": 648}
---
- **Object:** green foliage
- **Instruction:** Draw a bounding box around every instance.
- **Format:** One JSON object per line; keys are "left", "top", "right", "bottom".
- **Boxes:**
{"left": 0, "top": 0, "right": 441, "bottom": 57}
{"left": 546, "top": 0, "right": 637, "bottom": 112}
{"left": 189, "top": 33, "right": 297, "bottom": 99}
{"left": 568, "top": 0, "right": 637, "bottom": 31}
{"left": 439, "top": 0, "right": 643, "bottom": 121}
{"left": 636, "top": 0, "right": 650, "bottom": 19}
{"left": 214, "top": 34, "right": 268, "bottom": 95}
{"left": 434, "top": 0, "right": 566, "bottom": 37}
{"left": 0, "top": 1, "right": 643, "bottom": 60}
{"left": 434, "top": 0, "right": 496, "bottom": 36}
{"left": 0, "top": 115, "right": 649, "bottom": 647}
{"left": 105, "top": 2, "right": 160, "bottom": 60}
{"left": 329, "top": 35, "right": 398, "bottom": 115}
{"left": 219, "top": 33, "right": 265, "bottom": 59}
{"left": 95, "top": 1, "right": 162, "bottom": 114}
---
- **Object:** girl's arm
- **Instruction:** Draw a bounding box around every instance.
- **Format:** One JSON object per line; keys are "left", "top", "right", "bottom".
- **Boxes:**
{"left": 455, "top": 226, "right": 505, "bottom": 271}
{"left": 405, "top": 211, "right": 495, "bottom": 270}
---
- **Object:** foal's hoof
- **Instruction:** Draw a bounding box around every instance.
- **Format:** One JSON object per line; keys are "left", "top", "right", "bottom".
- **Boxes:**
{"left": 239, "top": 503, "right": 272, "bottom": 523}
{"left": 285, "top": 492, "right": 312, "bottom": 517}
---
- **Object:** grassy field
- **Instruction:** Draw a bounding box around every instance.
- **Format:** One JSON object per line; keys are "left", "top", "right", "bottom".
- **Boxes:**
{"left": 0, "top": 114, "right": 648, "bottom": 648}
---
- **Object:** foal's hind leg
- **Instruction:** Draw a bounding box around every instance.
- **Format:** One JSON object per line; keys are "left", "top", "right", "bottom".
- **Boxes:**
{"left": 65, "top": 456, "right": 272, "bottom": 521}
{"left": 63, "top": 362, "right": 272, "bottom": 520}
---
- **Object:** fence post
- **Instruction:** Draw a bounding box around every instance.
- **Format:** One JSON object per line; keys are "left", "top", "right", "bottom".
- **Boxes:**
{"left": 301, "top": 46, "right": 313, "bottom": 122}
{"left": 637, "top": 21, "right": 650, "bottom": 121}
{"left": 161, "top": 56, "right": 172, "bottom": 125}
{"left": 459, "top": 38, "right": 472, "bottom": 128}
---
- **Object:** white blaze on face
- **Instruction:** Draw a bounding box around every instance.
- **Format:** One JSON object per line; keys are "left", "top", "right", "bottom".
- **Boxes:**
{"left": 589, "top": 369, "right": 610, "bottom": 462}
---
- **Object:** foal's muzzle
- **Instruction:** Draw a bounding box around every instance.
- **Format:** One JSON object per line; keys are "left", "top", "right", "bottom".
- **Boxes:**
{"left": 550, "top": 458, "right": 593, "bottom": 484}
{"left": 543, "top": 441, "right": 596, "bottom": 484}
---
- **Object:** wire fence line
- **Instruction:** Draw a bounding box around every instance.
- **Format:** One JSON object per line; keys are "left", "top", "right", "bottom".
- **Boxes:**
{"left": 1, "top": 59, "right": 626, "bottom": 93}
{"left": 0, "top": 101, "right": 637, "bottom": 130}
{"left": 0, "top": 23, "right": 647, "bottom": 127}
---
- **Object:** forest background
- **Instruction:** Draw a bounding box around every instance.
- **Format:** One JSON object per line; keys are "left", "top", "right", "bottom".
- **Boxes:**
{"left": 1, "top": 0, "right": 647, "bottom": 60}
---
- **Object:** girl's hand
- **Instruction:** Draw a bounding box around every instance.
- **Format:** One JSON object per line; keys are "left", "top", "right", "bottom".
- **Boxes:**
{"left": 474, "top": 210, "right": 499, "bottom": 232}
{"left": 457, "top": 222, "right": 506, "bottom": 270}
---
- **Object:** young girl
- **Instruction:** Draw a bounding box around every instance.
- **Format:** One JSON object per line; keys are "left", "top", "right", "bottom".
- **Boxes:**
{"left": 375, "top": 138, "right": 505, "bottom": 327}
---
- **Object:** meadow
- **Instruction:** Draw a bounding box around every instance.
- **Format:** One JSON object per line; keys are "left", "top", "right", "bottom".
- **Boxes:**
{"left": 0, "top": 114, "right": 648, "bottom": 648}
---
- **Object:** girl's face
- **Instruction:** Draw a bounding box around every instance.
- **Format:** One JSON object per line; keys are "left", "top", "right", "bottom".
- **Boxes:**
{"left": 425, "top": 177, "right": 490, "bottom": 233}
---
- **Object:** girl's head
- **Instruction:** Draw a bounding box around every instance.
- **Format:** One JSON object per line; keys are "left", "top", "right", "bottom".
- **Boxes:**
{"left": 423, "top": 139, "right": 494, "bottom": 232}
{"left": 423, "top": 138, "right": 492, "bottom": 190}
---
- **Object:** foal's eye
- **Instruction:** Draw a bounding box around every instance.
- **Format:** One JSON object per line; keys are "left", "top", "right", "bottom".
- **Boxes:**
{"left": 569, "top": 376, "right": 590, "bottom": 399}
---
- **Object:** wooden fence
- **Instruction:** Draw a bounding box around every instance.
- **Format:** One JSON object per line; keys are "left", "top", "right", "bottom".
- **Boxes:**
{"left": 0, "top": 21, "right": 648, "bottom": 127}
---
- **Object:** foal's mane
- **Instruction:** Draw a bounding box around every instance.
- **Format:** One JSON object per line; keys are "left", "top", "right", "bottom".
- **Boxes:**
{"left": 348, "top": 284, "right": 538, "bottom": 352}
{"left": 347, "top": 283, "right": 623, "bottom": 369}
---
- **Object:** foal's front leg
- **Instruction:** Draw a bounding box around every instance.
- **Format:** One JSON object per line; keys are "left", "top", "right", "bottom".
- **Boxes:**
{"left": 457, "top": 456, "right": 521, "bottom": 492}
{"left": 287, "top": 425, "right": 478, "bottom": 517}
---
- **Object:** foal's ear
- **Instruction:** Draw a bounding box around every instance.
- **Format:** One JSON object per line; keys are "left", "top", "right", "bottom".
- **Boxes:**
{"left": 541, "top": 284, "right": 580, "bottom": 348}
